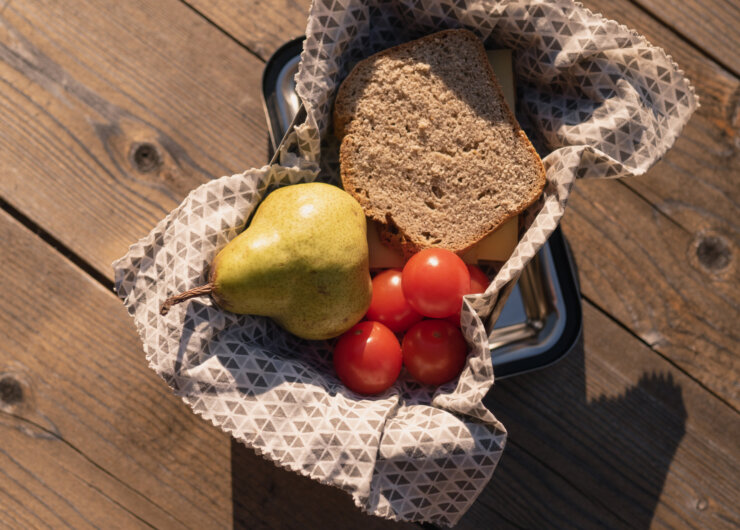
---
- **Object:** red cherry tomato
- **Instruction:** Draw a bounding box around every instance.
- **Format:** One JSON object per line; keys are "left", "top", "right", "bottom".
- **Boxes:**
{"left": 446, "top": 265, "right": 490, "bottom": 325}
{"left": 333, "top": 321, "right": 402, "bottom": 395}
{"left": 402, "top": 249, "right": 470, "bottom": 318}
{"left": 402, "top": 320, "right": 468, "bottom": 386}
{"left": 468, "top": 264, "right": 491, "bottom": 293}
{"left": 366, "top": 269, "right": 423, "bottom": 333}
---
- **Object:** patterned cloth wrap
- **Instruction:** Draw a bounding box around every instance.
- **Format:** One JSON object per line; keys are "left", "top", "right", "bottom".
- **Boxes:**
{"left": 113, "top": 0, "right": 697, "bottom": 525}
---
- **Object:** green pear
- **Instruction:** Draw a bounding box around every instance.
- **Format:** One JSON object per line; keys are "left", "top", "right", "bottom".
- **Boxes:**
{"left": 161, "top": 182, "right": 372, "bottom": 340}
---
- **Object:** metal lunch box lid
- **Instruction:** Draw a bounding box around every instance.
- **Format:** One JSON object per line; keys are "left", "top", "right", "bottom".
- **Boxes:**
{"left": 261, "top": 37, "right": 582, "bottom": 378}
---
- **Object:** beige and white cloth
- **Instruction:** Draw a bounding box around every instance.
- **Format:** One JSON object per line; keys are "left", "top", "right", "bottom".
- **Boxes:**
{"left": 113, "top": 0, "right": 697, "bottom": 525}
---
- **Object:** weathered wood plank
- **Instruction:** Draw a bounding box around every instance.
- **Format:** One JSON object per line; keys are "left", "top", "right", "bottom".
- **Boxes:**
{"left": 33, "top": 235, "right": 723, "bottom": 530}
{"left": 628, "top": 0, "right": 740, "bottom": 75}
{"left": 578, "top": 0, "right": 740, "bottom": 247}
{"left": 39, "top": 0, "right": 740, "bottom": 415}
{"left": 0, "top": 0, "right": 269, "bottom": 276}
{"left": 460, "top": 301, "right": 740, "bottom": 529}
{"left": 562, "top": 178, "right": 739, "bottom": 409}
{"left": 0, "top": 208, "right": 232, "bottom": 529}
{"left": 2, "top": 0, "right": 738, "bottom": 526}
{"left": 0, "top": 209, "right": 415, "bottom": 529}
{"left": 456, "top": 439, "right": 628, "bottom": 529}
{"left": 0, "top": 423, "right": 155, "bottom": 530}
{"left": 190, "top": 0, "right": 740, "bottom": 79}
{"left": 184, "top": 0, "right": 310, "bottom": 60}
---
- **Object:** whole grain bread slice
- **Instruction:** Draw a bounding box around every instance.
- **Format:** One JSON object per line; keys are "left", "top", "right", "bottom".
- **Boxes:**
{"left": 333, "top": 29, "right": 546, "bottom": 257}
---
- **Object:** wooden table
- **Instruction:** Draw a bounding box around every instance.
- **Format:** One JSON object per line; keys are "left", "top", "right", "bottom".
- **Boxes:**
{"left": 1, "top": 0, "right": 738, "bottom": 528}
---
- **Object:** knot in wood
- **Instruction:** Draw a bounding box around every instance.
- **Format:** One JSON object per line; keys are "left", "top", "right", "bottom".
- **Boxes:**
{"left": 0, "top": 376, "right": 24, "bottom": 406}
{"left": 695, "top": 234, "right": 731, "bottom": 272}
{"left": 130, "top": 142, "right": 161, "bottom": 172}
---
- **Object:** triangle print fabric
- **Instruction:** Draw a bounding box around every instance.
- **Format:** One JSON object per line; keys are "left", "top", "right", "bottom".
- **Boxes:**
{"left": 113, "top": 0, "right": 696, "bottom": 526}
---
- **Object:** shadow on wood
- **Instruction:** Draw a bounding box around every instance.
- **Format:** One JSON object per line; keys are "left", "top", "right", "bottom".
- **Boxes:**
{"left": 230, "top": 437, "right": 416, "bottom": 529}
{"left": 478, "top": 327, "right": 687, "bottom": 529}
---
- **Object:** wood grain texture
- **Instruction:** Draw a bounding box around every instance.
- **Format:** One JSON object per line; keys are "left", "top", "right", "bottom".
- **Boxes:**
{"left": 562, "top": 178, "right": 739, "bottom": 409}
{"left": 548, "top": 0, "right": 739, "bottom": 409}
{"left": 579, "top": 0, "right": 740, "bottom": 254}
{"left": 3, "top": 0, "right": 735, "bottom": 380}
{"left": 628, "top": 0, "right": 740, "bottom": 75}
{"left": 192, "top": 0, "right": 740, "bottom": 244}
{"left": 184, "top": 0, "right": 310, "bottom": 60}
{"left": 461, "top": 302, "right": 740, "bottom": 529}
{"left": 0, "top": 419, "right": 160, "bottom": 530}
{"left": 0, "top": 208, "right": 232, "bottom": 529}
{"left": 0, "top": 0, "right": 269, "bottom": 276}
{"left": 1, "top": 0, "right": 738, "bottom": 527}
{"left": 0, "top": 209, "right": 414, "bottom": 529}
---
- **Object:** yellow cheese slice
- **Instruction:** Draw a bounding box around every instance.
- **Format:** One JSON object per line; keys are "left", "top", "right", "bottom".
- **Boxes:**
{"left": 486, "top": 49, "right": 515, "bottom": 110}
{"left": 460, "top": 216, "right": 518, "bottom": 264}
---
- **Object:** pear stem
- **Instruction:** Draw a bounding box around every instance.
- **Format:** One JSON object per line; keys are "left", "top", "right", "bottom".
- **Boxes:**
{"left": 160, "top": 282, "right": 214, "bottom": 315}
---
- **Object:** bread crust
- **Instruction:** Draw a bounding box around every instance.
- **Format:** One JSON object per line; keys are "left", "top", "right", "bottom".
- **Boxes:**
{"left": 334, "top": 29, "right": 546, "bottom": 257}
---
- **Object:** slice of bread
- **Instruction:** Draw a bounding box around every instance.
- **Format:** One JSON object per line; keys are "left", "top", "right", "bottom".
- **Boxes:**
{"left": 334, "top": 29, "right": 546, "bottom": 257}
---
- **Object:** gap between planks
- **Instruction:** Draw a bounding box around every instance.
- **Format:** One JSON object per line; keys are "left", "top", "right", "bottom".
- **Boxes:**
{"left": 0, "top": 197, "right": 114, "bottom": 292}
{"left": 0, "top": 410, "right": 187, "bottom": 528}
{"left": 180, "top": 0, "right": 268, "bottom": 63}
{"left": 583, "top": 293, "right": 739, "bottom": 415}
{"left": 177, "top": 0, "right": 740, "bottom": 83}
{"left": 624, "top": 0, "right": 740, "bottom": 78}
{"left": 75, "top": 480, "right": 158, "bottom": 530}
{"left": 615, "top": 179, "right": 689, "bottom": 234}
